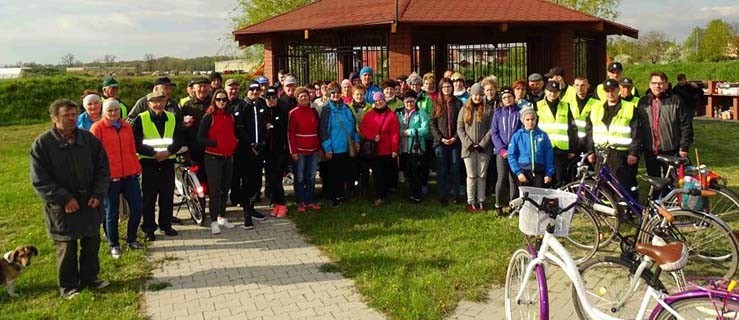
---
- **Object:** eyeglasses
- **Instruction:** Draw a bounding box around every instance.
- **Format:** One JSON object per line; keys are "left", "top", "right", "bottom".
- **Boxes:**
{"left": 214, "top": 98, "right": 229, "bottom": 102}
{"left": 441, "top": 85, "right": 453, "bottom": 89}
{"left": 650, "top": 82, "right": 666, "bottom": 86}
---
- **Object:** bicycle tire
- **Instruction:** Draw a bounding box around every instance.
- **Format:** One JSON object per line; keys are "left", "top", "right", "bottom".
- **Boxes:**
{"left": 505, "top": 248, "right": 546, "bottom": 320}
{"left": 663, "top": 186, "right": 739, "bottom": 232}
{"left": 652, "top": 296, "right": 739, "bottom": 320}
{"left": 640, "top": 209, "right": 739, "bottom": 286}
{"left": 561, "top": 180, "right": 621, "bottom": 248}
{"left": 573, "top": 256, "right": 664, "bottom": 319}
{"left": 184, "top": 172, "right": 206, "bottom": 226}
{"left": 561, "top": 203, "right": 600, "bottom": 264}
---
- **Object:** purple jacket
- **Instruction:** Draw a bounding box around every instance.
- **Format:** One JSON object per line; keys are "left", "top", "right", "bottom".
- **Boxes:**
{"left": 491, "top": 104, "right": 521, "bottom": 155}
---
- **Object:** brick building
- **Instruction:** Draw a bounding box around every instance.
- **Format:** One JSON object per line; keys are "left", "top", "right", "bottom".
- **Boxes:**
{"left": 232, "top": 0, "right": 637, "bottom": 86}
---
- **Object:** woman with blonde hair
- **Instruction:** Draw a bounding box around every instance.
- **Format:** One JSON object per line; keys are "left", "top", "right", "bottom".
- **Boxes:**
{"left": 457, "top": 83, "right": 493, "bottom": 212}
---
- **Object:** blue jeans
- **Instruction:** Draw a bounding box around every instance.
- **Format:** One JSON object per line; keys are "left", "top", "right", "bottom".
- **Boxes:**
{"left": 104, "top": 175, "right": 143, "bottom": 247}
{"left": 434, "top": 143, "right": 461, "bottom": 199}
{"left": 293, "top": 153, "right": 318, "bottom": 205}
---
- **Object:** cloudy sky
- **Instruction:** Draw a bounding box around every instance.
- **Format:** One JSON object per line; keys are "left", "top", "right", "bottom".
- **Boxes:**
{"left": 2, "top": 0, "right": 738, "bottom": 66}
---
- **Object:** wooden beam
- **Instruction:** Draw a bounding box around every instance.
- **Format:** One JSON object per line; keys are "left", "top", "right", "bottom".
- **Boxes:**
{"left": 304, "top": 29, "right": 309, "bottom": 39}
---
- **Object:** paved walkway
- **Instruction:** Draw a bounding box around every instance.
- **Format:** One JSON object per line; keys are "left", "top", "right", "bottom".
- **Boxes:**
{"left": 144, "top": 203, "right": 384, "bottom": 320}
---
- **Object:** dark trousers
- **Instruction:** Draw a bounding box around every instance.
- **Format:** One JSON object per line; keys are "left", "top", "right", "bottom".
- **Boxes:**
{"left": 318, "top": 160, "right": 329, "bottom": 198}
{"left": 238, "top": 150, "right": 263, "bottom": 214}
{"left": 434, "top": 143, "right": 461, "bottom": 199}
{"left": 141, "top": 161, "right": 174, "bottom": 233}
{"left": 553, "top": 152, "right": 572, "bottom": 187}
{"left": 421, "top": 139, "right": 433, "bottom": 187}
{"left": 644, "top": 149, "right": 678, "bottom": 178}
{"left": 495, "top": 155, "right": 518, "bottom": 207}
{"left": 401, "top": 153, "right": 426, "bottom": 199}
{"left": 104, "top": 175, "right": 142, "bottom": 247}
{"left": 520, "top": 170, "right": 546, "bottom": 188}
{"left": 205, "top": 154, "right": 233, "bottom": 222}
{"left": 264, "top": 151, "right": 288, "bottom": 206}
{"left": 371, "top": 155, "right": 395, "bottom": 199}
{"left": 606, "top": 150, "right": 639, "bottom": 200}
{"left": 55, "top": 236, "right": 100, "bottom": 291}
{"left": 328, "top": 153, "right": 353, "bottom": 201}
{"left": 230, "top": 147, "right": 247, "bottom": 205}
{"left": 486, "top": 155, "right": 498, "bottom": 196}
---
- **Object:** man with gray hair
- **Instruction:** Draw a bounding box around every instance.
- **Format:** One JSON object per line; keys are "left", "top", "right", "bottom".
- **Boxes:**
{"left": 526, "top": 73, "right": 545, "bottom": 103}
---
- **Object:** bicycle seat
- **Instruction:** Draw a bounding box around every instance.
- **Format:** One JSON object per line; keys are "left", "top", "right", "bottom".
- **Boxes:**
{"left": 639, "top": 175, "right": 671, "bottom": 191}
{"left": 656, "top": 154, "right": 689, "bottom": 167}
{"left": 635, "top": 242, "right": 688, "bottom": 272}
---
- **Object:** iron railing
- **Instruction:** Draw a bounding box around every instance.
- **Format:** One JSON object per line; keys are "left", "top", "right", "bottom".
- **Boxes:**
{"left": 446, "top": 43, "right": 527, "bottom": 87}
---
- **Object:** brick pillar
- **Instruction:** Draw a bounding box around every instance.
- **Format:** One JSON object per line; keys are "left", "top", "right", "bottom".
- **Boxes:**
{"left": 263, "top": 35, "right": 285, "bottom": 84}
{"left": 389, "top": 25, "right": 412, "bottom": 79}
{"left": 550, "top": 29, "right": 575, "bottom": 84}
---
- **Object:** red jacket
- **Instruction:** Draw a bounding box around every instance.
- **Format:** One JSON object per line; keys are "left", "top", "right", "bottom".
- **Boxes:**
{"left": 288, "top": 105, "right": 321, "bottom": 155}
{"left": 359, "top": 108, "right": 400, "bottom": 156}
{"left": 198, "top": 109, "right": 238, "bottom": 157}
{"left": 90, "top": 118, "right": 142, "bottom": 179}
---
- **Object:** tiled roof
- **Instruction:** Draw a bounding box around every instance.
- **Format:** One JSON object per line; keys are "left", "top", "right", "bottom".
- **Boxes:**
{"left": 233, "top": 0, "right": 637, "bottom": 37}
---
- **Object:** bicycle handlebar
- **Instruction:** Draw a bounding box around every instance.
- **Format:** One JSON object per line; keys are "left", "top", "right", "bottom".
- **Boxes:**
{"left": 510, "top": 192, "right": 578, "bottom": 218}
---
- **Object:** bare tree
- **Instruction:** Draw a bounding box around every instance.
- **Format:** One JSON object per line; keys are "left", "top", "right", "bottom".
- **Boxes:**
{"left": 144, "top": 53, "right": 156, "bottom": 71}
{"left": 638, "top": 31, "right": 673, "bottom": 64}
{"left": 61, "top": 53, "right": 75, "bottom": 67}
{"left": 103, "top": 54, "right": 117, "bottom": 67}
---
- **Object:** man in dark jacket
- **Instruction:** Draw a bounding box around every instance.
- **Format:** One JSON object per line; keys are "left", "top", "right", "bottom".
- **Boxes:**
{"left": 31, "top": 99, "right": 111, "bottom": 299}
{"left": 637, "top": 71, "right": 693, "bottom": 177}
{"left": 672, "top": 73, "right": 703, "bottom": 128}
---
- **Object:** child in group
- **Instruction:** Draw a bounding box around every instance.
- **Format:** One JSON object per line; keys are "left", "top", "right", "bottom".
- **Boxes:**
{"left": 507, "top": 107, "right": 554, "bottom": 188}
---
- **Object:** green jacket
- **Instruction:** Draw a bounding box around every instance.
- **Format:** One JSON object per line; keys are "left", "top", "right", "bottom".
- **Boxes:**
{"left": 397, "top": 108, "right": 430, "bottom": 154}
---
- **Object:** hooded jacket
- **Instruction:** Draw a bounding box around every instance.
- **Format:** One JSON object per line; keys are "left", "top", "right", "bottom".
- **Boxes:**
{"left": 457, "top": 104, "right": 493, "bottom": 158}
{"left": 491, "top": 104, "right": 522, "bottom": 155}
{"left": 320, "top": 100, "right": 360, "bottom": 154}
{"left": 507, "top": 127, "right": 555, "bottom": 177}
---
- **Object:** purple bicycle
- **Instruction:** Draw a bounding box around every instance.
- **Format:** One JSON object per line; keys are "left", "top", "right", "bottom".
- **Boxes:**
{"left": 504, "top": 188, "right": 739, "bottom": 320}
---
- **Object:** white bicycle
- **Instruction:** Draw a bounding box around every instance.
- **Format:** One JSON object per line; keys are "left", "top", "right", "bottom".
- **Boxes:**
{"left": 504, "top": 187, "right": 739, "bottom": 320}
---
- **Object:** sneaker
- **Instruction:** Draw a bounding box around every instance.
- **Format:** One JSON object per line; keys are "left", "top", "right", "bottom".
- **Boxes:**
{"left": 144, "top": 232, "right": 156, "bottom": 242}
{"left": 242, "top": 219, "right": 254, "bottom": 230}
{"left": 307, "top": 203, "right": 321, "bottom": 210}
{"left": 61, "top": 288, "right": 80, "bottom": 300}
{"left": 251, "top": 211, "right": 267, "bottom": 221}
{"left": 211, "top": 221, "right": 221, "bottom": 235}
{"left": 85, "top": 279, "right": 110, "bottom": 290}
{"left": 161, "top": 228, "right": 178, "bottom": 236}
{"left": 270, "top": 205, "right": 278, "bottom": 217}
{"left": 467, "top": 203, "right": 477, "bottom": 213}
{"left": 296, "top": 203, "right": 306, "bottom": 213}
{"left": 477, "top": 202, "right": 487, "bottom": 212}
{"left": 127, "top": 241, "right": 144, "bottom": 250}
{"left": 374, "top": 198, "right": 384, "bottom": 207}
{"left": 217, "top": 217, "right": 235, "bottom": 229}
{"left": 110, "top": 247, "right": 121, "bottom": 260}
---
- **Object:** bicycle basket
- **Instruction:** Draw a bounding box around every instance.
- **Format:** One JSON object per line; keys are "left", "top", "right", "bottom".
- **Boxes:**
{"left": 517, "top": 187, "right": 578, "bottom": 237}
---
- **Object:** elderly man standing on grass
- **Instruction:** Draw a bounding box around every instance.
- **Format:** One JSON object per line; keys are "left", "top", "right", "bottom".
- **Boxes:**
{"left": 126, "top": 77, "right": 181, "bottom": 124}
{"left": 31, "top": 99, "right": 111, "bottom": 300}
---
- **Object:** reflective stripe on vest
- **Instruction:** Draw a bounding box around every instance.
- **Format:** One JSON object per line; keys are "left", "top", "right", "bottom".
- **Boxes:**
{"left": 536, "top": 99, "right": 571, "bottom": 150}
{"left": 589, "top": 100, "right": 635, "bottom": 151}
{"left": 139, "top": 111, "right": 175, "bottom": 159}
{"left": 576, "top": 98, "right": 603, "bottom": 138}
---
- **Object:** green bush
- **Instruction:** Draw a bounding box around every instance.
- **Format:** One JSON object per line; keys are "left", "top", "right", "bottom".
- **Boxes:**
{"left": 0, "top": 74, "right": 249, "bottom": 126}
{"left": 623, "top": 61, "right": 739, "bottom": 94}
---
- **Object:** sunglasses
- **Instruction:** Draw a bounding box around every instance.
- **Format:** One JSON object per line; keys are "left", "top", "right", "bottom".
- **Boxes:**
{"left": 214, "top": 98, "right": 229, "bottom": 102}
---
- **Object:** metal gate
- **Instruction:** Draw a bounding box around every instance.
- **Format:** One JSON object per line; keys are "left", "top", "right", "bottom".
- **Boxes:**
{"left": 447, "top": 43, "right": 527, "bottom": 87}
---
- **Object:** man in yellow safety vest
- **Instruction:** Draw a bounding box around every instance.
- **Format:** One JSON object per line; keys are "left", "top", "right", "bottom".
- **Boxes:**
{"left": 535, "top": 80, "right": 579, "bottom": 186}
{"left": 595, "top": 62, "right": 639, "bottom": 100}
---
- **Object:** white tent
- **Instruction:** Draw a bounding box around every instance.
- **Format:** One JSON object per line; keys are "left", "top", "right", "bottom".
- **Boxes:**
{"left": 0, "top": 68, "right": 24, "bottom": 79}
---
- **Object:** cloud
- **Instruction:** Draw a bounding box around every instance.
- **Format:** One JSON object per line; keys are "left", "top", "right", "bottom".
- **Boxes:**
{"left": 699, "top": 4, "right": 739, "bottom": 18}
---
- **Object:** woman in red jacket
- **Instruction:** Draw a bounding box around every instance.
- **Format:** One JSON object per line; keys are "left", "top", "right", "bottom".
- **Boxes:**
{"left": 288, "top": 87, "right": 322, "bottom": 213}
{"left": 90, "top": 98, "right": 144, "bottom": 259}
{"left": 198, "top": 89, "right": 239, "bottom": 235}
{"left": 359, "top": 92, "right": 400, "bottom": 206}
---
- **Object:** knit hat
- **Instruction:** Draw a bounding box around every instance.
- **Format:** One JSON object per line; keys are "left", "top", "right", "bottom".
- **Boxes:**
{"left": 372, "top": 92, "right": 385, "bottom": 102}
{"left": 469, "top": 83, "right": 483, "bottom": 96}
{"left": 102, "top": 98, "right": 120, "bottom": 111}
{"left": 341, "top": 79, "right": 352, "bottom": 87}
{"left": 499, "top": 86, "right": 514, "bottom": 97}
{"left": 359, "top": 66, "right": 373, "bottom": 76}
{"left": 349, "top": 72, "right": 359, "bottom": 81}
{"left": 82, "top": 94, "right": 101, "bottom": 106}
{"left": 519, "top": 107, "right": 537, "bottom": 121}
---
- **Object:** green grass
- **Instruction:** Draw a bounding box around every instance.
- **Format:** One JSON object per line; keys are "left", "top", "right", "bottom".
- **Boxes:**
{"left": 291, "top": 118, "right": 739, "bottom": 320}
{"left": 0, "top": 123, "right": 151, "bottom": 320}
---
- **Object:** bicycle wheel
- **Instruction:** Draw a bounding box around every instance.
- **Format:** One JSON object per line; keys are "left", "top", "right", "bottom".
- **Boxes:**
{"left": 562, "top": 180, "right": 621, "bottom": 249}
{"left": 505, "top": 248, "right": 546, "bottom": 320}
{"left": 653, "top": 296, "right": 739, "bottom": 320}
{"left": 643, "top": 209, "right": 739, "bottom": 286}
{"left": 184, "top": 173, "right": 206, "bottom": 226}
{"left": 663, "top": 186, "right": 739, "bottom": 232}
{"left": 573, "top": 256, "right": 664, "bottom": 319}
{"left": 558, "top": 203, "right": 599, "bottom": 264}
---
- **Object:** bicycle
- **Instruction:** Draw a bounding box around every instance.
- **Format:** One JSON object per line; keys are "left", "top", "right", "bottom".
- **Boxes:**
{"left": 504, "top": 187, "right": 739, "bottom": 320}
{"left": 560, "top": 147, "right": 739, "bottom": 284}
{"left": 174, "top": 153, "right": 207, "bottom": 226}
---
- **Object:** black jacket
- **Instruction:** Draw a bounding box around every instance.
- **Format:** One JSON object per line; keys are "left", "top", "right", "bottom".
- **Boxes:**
{"left": 235, "top": 98, "right": 267, "bottom": 150}
{"left": 264, "top": 105, "right": 289, "bottom": 154}
{"left": 672, "top": 83, "right": 703, "bottom": 113}
{"left": 637, "top": 90, "right": 692, "bottom": 153}
{"left": 30, "top": 127, "right": 110, "bottom": 241}
{"left": 430, "top": 97, "right": 463, "bottom": 147}
{"left": 132, "top": 109, "right": 185, "bottom": 164}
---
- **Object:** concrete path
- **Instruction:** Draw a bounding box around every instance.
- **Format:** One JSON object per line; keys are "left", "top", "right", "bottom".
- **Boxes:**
{"left": 144, "top": 203, "right": 384, "bottom": 320}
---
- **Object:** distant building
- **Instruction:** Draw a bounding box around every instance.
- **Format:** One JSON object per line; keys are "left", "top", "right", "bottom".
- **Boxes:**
{"left": 0, "top": 67, "right": 28, "bottom": 79}
{"left": 215, "top": 59, "right": 257, "bottom": 73}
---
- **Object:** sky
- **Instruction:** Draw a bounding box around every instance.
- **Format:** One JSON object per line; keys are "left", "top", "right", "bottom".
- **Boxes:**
{"left": 2, "top": 0, "right": 739, "bottom": 66}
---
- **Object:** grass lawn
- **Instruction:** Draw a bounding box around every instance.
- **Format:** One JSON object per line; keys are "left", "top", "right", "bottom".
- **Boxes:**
{"left": 0, "top": 123, "right": 150, "bottom": 319}
{"left": 291, "top": 118, "right": 739, "bottom": 320}
{"left": 0, "top": 119, "right": 737, "bottom": 320}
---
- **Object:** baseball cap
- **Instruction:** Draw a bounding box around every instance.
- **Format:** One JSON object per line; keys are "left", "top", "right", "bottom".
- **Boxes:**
{"left": 603, "top": 79, "right": 620, "bottom": 91}
{"left": 545, "top": 80, "right": 561, "bottom": 92}
{"left": 247, "top": 80, "right": 260, "bottom": 90}
{"left": 265, "top": 86, "right": 278, "bottom": 97}
{"left": 146, "top": 91, "right": 167, "bottom": 101}
{"left": 544, "top": 67, "right": 565, "bottom": 78}
{"left": 225, "top": 79, "right": 240, "bottom": 87}
{"left": 619, "top": 77, "right": 634, "bottom": 87}
{"left": 102, "top": 77, "right": 119, "bottom": 88}
{"left": 607, "top": 62, "right": 623, "bottom": 73}
{"left": 153, "top": 77, "right": 176, "bottom": 87}
{"left": 190, "top": 77, "right": 209, "bottom": 86}
{"left": 283, "top": 75, "right": 298, "bottom": 86}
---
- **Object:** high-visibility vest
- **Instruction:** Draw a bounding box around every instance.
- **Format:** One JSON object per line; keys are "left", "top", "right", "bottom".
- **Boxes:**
{"left": 139, "top": 110, "right": 176, "bottom": 159}
{"left": 621, "top": 95, "right": 639, "bottom": 106}
{"left": 596, "top": 83, "right": 636, "bottom": 101}
{"left": 536, "top": 99, "right": 571, "bottom": 150}
{"left": 589, "top": 100, "right": 636, "bottom": 151}
{"left": 575, "top": 97, "right": 602, "bottom": 139}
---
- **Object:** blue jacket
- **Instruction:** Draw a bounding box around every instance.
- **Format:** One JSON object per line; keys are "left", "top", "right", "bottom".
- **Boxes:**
{"left": 364, "top": 84, "right": 382, "bottom": 104}
{"left": 320, "top": 101, "right": 360, "bottom": 154}
{"left": 507, "top": 127, "right": 555, "bottom": 177}
{"left": 76, "top": 112, "right": 95, "bottom": 131}
{"left": 491, "top": 104, "right": 521, "bottom": 155}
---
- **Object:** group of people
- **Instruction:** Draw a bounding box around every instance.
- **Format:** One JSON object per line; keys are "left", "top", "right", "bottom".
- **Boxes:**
{"left": 30, "top": 62, "right": 695, "bottom": 299}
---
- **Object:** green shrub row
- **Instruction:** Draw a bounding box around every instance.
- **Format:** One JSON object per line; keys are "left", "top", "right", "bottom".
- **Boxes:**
{"left": 0, "top": 74, "right": 249, "bottom": 126}
{"left": 622, "top": 61, "right": 739, "bottom": 95}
